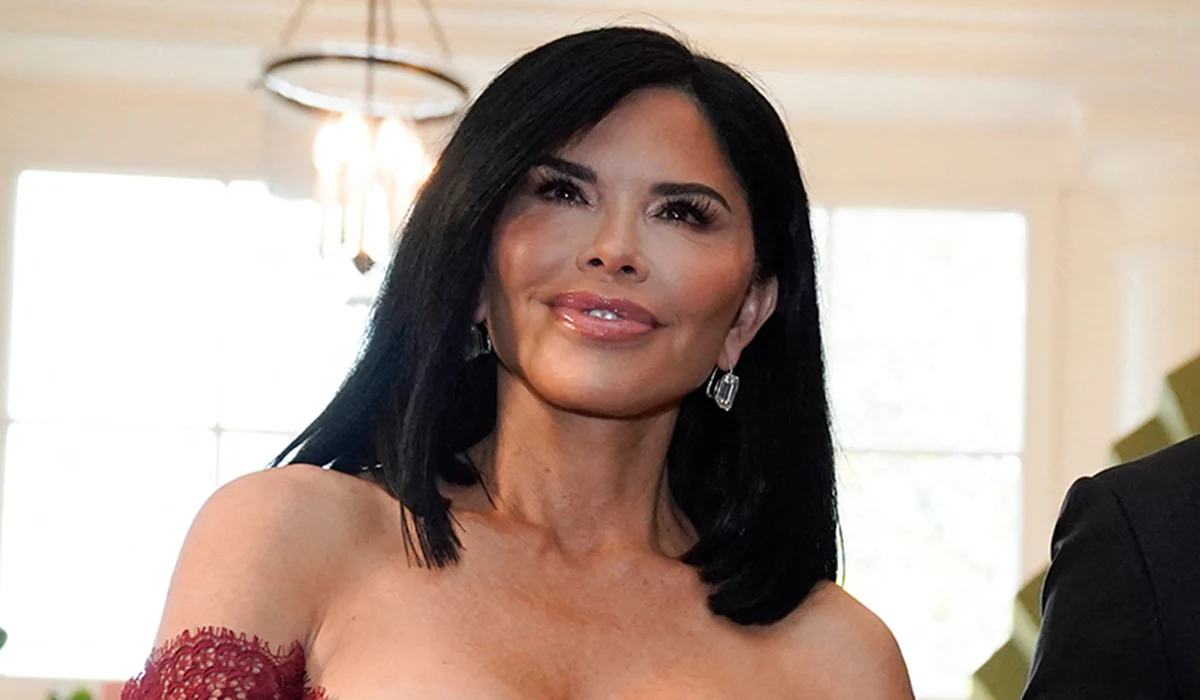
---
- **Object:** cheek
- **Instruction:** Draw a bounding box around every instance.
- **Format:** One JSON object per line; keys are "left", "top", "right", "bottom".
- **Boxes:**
{"left": 491, "top": 216, "right": 554, "bottom": 292}
{"left": 484, "top": 211, "right": 576, "bottom": 330}
{"left": 659, "top": 242, "right": 754, "bottom": 335}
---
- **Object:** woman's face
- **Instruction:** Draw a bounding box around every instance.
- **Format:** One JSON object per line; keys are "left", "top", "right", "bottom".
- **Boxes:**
{"left": 480, "top": 87, "right": 777, "bottom": 418}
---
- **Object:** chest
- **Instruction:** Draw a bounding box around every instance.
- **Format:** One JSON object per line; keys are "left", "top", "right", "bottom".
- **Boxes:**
{"left": 308, "top": 556, "right": 790, "bottom": 699}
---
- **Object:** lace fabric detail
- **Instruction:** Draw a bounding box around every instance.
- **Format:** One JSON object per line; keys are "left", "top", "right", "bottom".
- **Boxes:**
{"left": 122, "top": 627, "right": 327, "bottom": 700}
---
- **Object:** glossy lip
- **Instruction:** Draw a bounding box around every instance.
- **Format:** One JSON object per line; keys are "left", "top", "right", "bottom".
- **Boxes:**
{"left": 549, "top": 291, "right": 661, "bottom": 341}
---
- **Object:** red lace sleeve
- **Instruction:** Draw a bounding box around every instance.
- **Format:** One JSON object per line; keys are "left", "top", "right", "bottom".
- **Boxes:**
{"left": 122, "top": 627, "right": 327, "bottom": 700}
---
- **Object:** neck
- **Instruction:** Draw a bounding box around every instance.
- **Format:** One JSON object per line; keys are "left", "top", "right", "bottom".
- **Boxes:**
{"left": 465, "top": 374, "right": 694, "bottom": 560}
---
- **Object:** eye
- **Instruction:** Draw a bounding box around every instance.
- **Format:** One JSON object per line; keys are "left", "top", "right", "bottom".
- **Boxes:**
{"left": 534, "top": 176, "right": 589, "bottom": 206}
{"left": 656, "top": 197, "right": 717, "bottom": 228}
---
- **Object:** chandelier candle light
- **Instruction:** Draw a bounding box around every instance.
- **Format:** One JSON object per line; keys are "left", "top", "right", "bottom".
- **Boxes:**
{"left": 311, "top": 112, "right": 430, "bottom": 273}
{"left": 259, "top": 0, "right": 469, "bottom": 275}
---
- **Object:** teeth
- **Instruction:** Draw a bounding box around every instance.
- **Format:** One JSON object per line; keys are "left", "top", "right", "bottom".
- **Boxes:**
{"left": 585, "top": 309, "right": 621, "bottom": 321}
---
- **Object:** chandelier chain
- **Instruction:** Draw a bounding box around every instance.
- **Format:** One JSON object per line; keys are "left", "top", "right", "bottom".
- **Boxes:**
{"left": 366, "top": 0, "right": 378, "bottom": 109}
{"left": 277, "top": 0, "right": 447, "bottom": 59}
{"left": 278, "top": 0, "right": 321, "bottom": 48}
{"left": 419, "top": 0, "right": 454, "bottom": 60}
{"left": 382, "top": 0, "right": 397, "bottom": 48}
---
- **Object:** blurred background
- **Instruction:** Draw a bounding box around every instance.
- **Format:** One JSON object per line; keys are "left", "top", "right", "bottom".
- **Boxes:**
{"left": 0, "top": 1, "right": 1198, "bottom": 699}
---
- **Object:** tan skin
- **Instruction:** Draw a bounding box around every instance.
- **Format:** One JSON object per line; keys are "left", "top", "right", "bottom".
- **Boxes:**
{"left": 155, "top": 88, "right": 914, "bottom": 699}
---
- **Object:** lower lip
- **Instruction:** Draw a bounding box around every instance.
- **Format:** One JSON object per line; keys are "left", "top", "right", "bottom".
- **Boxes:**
{"left": 553, "top": 306, "right": 657, "bottom": 341}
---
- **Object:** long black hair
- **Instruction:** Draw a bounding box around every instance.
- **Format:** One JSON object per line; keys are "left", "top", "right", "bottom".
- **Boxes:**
{"left": 272, "top": 26, "right": 836, "bottom": 626}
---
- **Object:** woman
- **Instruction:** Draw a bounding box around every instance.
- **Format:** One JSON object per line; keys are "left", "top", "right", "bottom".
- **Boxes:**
{"left": 125, "top": 26, "right": 912, "bottom": 699}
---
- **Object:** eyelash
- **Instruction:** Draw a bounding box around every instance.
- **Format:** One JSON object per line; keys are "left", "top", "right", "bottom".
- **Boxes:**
{"left": 656, "top": 195, "right": 717, "bottom": 228}
{"left": 533, "top": 175, "right": 589, "bottom": 206}
{"left": 530, "top": 174, "right": 718, "bottom": 229}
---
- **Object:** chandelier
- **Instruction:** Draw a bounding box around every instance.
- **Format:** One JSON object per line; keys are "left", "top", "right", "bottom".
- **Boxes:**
{"left": 259, "top": 0, "right": 469, "bottom": 276}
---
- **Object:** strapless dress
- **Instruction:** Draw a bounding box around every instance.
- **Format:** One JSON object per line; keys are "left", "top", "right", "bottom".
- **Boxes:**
{"left": 122, "top": 627, "right": 326, "bottom": 700}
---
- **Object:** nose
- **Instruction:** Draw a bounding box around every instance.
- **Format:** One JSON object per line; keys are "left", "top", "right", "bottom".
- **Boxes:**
{"left": 576, "top": 207, "right": 648, "bottom": 283}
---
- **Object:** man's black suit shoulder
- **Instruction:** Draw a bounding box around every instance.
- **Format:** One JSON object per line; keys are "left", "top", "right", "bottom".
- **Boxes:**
{"left": 1024, "top": 434, "right": 1200, "bottom": 700}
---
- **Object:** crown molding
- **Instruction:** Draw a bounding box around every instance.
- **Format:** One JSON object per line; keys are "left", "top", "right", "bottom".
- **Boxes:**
{"left": 0, "top": 0, "right": 1197, "bottom": 131}
{"left": 2, "top": 0, "right": 1197, "bottom": 87}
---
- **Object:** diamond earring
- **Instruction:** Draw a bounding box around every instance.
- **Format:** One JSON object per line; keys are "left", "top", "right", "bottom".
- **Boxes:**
{"left": 706, "top": 365, "right": 740, "bottom": 412}
{"left": 464, "top": 322, "right": 492, "bottom": 361}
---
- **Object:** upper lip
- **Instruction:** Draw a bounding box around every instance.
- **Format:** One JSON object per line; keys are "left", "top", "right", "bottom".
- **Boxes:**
{"left": 550, "top": 291, "right": 660, "bottom": 326}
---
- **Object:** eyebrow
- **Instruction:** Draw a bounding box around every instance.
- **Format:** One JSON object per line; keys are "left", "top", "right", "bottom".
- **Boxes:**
{"left": 532, "top": 155, "right": 596, "bottom": 183}
{"left": 531, "top": 155, "right": 733, "bottom": 213}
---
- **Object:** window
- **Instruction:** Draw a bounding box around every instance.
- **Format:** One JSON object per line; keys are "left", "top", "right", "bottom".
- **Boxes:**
{"left": 0, "top": 172, "right": 373, "bottom": 680}
{"left": 815, "top": 207, "right": 1027, "bottom": 698}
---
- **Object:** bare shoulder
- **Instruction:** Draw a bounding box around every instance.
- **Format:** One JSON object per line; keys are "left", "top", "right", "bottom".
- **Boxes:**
{"left": 155, "top": 464, "right": 395, "bottom": 648}
{"left": 768, "top": 581, "right": 914, "bottom": 699}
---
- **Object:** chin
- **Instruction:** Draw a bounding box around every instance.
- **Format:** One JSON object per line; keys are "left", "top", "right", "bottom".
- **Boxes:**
{"left": 525, "top": 361, "right": 680, "bottom": 419}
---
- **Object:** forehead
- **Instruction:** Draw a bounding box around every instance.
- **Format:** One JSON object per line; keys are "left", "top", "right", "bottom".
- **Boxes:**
{"left": 558, "top": 88, "right": 742, "bottom": 195}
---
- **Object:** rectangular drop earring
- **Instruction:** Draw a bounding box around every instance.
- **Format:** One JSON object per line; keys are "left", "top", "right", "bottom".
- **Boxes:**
{"left": 705, "top": 365, "right": 740, "bottom": 411}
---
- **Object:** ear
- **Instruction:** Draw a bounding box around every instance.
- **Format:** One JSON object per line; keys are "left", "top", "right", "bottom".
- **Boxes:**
{"left": 718, "top": 276, "right": 778, "bottom": 371}
{"left": 473, "top": 278, "right": 490, "bottom": 325}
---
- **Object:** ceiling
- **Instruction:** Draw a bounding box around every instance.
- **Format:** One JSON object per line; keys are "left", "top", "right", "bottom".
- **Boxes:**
{"left": 1, "top": 0, "right": 1199, "bottom": 127}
